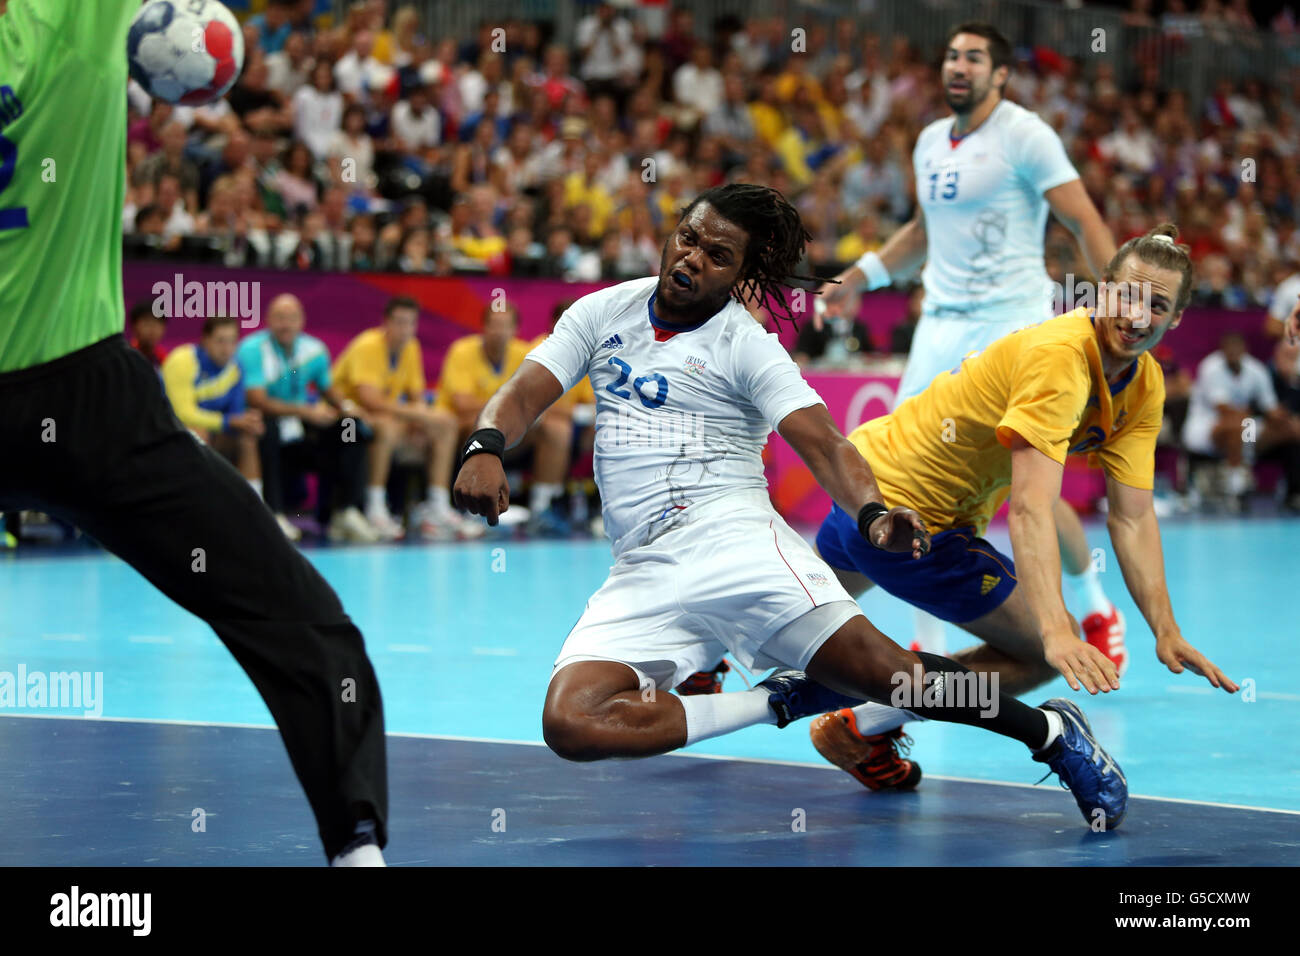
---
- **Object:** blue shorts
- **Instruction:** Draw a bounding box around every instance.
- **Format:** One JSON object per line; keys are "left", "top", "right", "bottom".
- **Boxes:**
{"left": 814, "top": 504, "right": 1017, "bottom": 624}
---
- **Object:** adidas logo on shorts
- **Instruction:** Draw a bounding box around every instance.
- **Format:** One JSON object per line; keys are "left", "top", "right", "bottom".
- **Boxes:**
{"left": 601, "top": 334, "right": 625, "bottom": 350}
{"left": 980, "top": 574, "right": 1001, "bottom": 596}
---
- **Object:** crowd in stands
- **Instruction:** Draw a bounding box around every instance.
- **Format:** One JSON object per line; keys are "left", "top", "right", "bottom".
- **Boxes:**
{"left": 76, "top": 0, "right": 1300, "bottom": 542}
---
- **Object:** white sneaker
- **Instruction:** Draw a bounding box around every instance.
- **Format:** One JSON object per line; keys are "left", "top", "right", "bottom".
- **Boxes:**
{"left": 365, "top": 507, "right": 405, "bottom": 541}
{"left": 275, "top": 513, "right": 302, "bottom": 542}
{"left": 328, "top": 507, "right": 381, "bottom": 543}
{"left": 414, "top": 503, "right": 457, "bottom": 541}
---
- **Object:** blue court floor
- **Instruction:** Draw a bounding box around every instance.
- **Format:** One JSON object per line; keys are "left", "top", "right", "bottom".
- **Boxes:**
{"left": 1, "top": 516, "right": 1298, "bottom": 865}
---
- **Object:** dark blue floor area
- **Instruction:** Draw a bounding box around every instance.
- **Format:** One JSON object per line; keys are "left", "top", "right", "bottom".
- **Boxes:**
{"left": 2, "top": 716, "right": 1295, "bottom": 866}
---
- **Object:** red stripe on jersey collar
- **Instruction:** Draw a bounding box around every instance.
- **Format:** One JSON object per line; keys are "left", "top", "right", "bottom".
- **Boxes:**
{"left": 648, "top": 290, "right": 710, "bottom": 342}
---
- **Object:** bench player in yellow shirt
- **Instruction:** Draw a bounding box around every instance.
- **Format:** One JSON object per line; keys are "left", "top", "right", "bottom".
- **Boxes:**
{"left": 437, "top": 302, "right": 577, "bottom": 534}
{"left": 808, "top": 225, "right": 1239, "bottom": 792}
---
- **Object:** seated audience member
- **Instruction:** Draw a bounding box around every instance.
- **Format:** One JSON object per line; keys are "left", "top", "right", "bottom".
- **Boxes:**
{"left": 161, "top": 316, "right": 266, "bottom": 504}
{"left": 793, "top": 311, "right": 873, "bottom": 366}
{"left": 437, "top": 303, "right": 573, "bottom": 533}
{"left": 1269, "top": 337, "right": 1300, "bottom": 512}
{"left": 128, "top": 300, "right": 169, "bottom": 371}
{"left": 332, "top": 297, "right": 479, "bottom": 540}
{"left": 237, "top": 294, "right": 377, "bottom": 542}
{"left": 1182, "top": 331, "right": 1300, "bottom": 507}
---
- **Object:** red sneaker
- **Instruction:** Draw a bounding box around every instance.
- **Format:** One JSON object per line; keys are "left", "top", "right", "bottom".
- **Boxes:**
{"left": 1081, "top": 605, "right": 1129, "bottom": 678}
{"left": 675, "top": 660, "right": 730, "bottom": 696}
{"left": 810, "top": 709, "right": 922, "bottom": 791}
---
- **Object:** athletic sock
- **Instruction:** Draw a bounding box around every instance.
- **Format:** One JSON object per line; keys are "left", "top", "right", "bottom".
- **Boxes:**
{"left": 1038, "top": 708, "right": 1064, "bottom": 752}
{"left": 912, "top": 608, "right": 947, "bottom": 654}
{"left": 529, "top": 482, "right": 562, "bottom": 515}
{"left": 1067, "top": 564, "right": 1112, "bottom": 619}
{"left": 365, "top": 486, "right": 387, "bottom": 515}
{"left": 680, "top": 687, "right": 777, "bottom": 747}
{"left": 847, "top": 700, "right": 924, "bottom": 737}
{"left": 901, "top": 652, "right": 1050, "bottom": 751}
{"left": 426, "top": 485, "right": 450, "bottom": 515}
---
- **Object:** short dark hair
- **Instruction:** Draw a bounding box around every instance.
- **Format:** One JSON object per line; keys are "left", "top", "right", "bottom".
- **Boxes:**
{"left": 677, "top": 183, "right": 812, "bottom": 328}
{"left": 129, "top": 300, "right": 165, "bottom": 325}
{"left": 384, "top": 296, "right": 420, "bottom": 318}
{"left": 201, "top": 316, "right": 238, "bottom": 337}
{"left": 945, "top": 22, "right": 1012, "bottom": 75}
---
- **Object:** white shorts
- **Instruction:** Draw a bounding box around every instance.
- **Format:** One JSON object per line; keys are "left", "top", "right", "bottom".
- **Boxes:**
{"left": 896, "top": 301, "right": 1054, "bottom": 403}
{"left": 552, "top": 490, "right": 863, "bottom": 690}
{"left": 1181, "top": 409, "right": 1218, "bottom": 456}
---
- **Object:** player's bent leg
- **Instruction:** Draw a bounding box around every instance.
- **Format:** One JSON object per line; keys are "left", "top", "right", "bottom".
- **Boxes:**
{"left": 543, "top": 660, "right": 687, "bottom": 761}
{"left": 953, "top": 584, "right": 1064, "bottom": 696}
{"left": 805, "top": 616, "right": 1127, "bottom": 827}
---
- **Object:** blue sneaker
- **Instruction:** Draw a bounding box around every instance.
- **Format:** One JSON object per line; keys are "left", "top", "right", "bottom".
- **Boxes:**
{"left": 1033, "top": 698, "right": 1128, "bottom": 830}
{"left": 527, "top": 503, "right": 571, "bottom": 538}
{"left": 758, "top": 670, "right": 863, "bottom": 729}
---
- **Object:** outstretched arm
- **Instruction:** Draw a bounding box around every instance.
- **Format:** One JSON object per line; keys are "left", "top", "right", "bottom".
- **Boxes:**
{"left": 453, "top": 359, "right": 564, "bottom": 524}
{"left": 1007, "top": 435, "right": 1119, "bottom": 694}
{"left": 1105, "top": 474, "right": 1238, "bottom": 692}
{"left": 814, "top": 209, "right": 928, "bottom": 328}
{"left": 778, "top": 404, "right": 929, "bottom": 557}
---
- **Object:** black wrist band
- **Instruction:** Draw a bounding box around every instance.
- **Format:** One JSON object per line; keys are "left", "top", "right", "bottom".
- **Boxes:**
{"left": 461, "top": 428, "right": 506, "bottom": 467}
{"left": 857, "top": 501, "right": 889, "bottom": 546}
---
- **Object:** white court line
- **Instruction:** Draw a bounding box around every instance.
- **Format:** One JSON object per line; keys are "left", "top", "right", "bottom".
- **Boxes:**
{"left": 386, "top": 644, "right": 430, "bottom": 654}
{"left": 0, "top": 715, "right": 1295, "bottom": 817}
{"left": 127, "top": 635, "right": 174, "bottom": 644}
{"left": 40, "top": 633, "right": 86, "bottom": 642}
{"left": 1167, "top": 685, "right": 1300, "bottom": 702}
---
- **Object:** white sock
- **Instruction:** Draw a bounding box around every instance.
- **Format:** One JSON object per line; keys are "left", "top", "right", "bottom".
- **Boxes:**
{"left": 1227, "top": 465, "right": 1251, "bottom": 496}
{"left": 366, "top": 486, "right": 387, "bottom": 515}
{"left": 680, "top": 688, "right": 777, "bottom": 747}
{"left": 1067, "top": 564, "right": 1112, "bottom": 618}
{"left": 249, "top": 478, "right": 263, "bottom": 498}
{"left": 529, "top": 482, "right": 562, "bottom": 515}
{"left": 912, "top": 608, "right": 946, "bottom": 655}
{"left": 1035, "top": 708, "right": 1064, "bottom": 752}
{"left": 427, "top": 485, "right": 450, "bottom": 514}
{"left": 330, "top": 843, "right": 386, "bottom": 867}
{"left": 846, "top": 700, "right": 923, "bottom": 737}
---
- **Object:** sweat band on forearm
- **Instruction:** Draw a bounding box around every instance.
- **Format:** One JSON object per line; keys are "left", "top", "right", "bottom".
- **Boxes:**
{"left": 855, "top": 251, "right": 892, "bottom": 291}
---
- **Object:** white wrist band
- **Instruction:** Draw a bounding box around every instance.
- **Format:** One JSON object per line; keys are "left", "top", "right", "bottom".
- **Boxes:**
{"left": 855, "top": 251, "right": 892, "bottom": 291}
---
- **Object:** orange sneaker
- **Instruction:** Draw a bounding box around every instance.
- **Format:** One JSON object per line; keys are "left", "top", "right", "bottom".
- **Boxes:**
{"left": 810, "top": 708, "right": 922, "bottom": 791}
{"left": 1081, "top": 605, "right": 1129, "bottom": 678}
{"left": 675, "top": 660, "right": 730, "bottom": 696}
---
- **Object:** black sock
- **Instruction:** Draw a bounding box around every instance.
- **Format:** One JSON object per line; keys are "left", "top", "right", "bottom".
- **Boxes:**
{"left": 900, "top": 652, "right": 1049, "bottom": 750}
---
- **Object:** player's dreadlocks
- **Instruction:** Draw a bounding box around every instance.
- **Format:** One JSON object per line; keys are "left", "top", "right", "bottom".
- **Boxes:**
{"left": 678, "top": 184, "right": 827, "bottom": 330}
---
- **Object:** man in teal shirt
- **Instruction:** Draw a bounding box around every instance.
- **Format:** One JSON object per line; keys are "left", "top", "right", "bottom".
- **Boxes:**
{"left": 0, "top": 0, "right": 387, "bottom": 865}
{"left": 238, "top": 293, "right": 376, "bottom": 541}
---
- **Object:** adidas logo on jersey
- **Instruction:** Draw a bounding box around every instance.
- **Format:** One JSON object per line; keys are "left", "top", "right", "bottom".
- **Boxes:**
{"left": 601, "top": 334, "right": 625, "bottom": 350}
{"left": 980, "top": 574, "right": 1001, "bottom": 596}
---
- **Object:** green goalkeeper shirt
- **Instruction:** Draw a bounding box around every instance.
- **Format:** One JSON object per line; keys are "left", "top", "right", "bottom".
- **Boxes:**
{"left": 0, "top": 0, "right": 138, "bottom": 373}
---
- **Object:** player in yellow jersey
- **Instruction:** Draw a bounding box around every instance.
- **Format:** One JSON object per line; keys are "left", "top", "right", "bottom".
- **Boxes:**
{"left": 809, "top": 225, "right": 1240, "bottom": 792}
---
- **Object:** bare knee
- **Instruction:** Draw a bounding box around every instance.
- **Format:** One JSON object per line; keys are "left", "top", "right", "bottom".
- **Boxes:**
{"left": 542, "top": 701, "right": 605, "bottom": 762}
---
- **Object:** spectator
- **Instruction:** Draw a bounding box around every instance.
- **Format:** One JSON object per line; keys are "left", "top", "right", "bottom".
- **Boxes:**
{"left": 328, "top": 104, "right": 378, "bottom": 193}
{"left": 248, "top": 0, "right": 295, "bottom": 56}
{"left": 372, "top": 4, "right": 422, "bottom": 68}
{"left": 293, "top": 59, "right": 345, "bottom": 160}
{"left": 238, "top": 294, "right": 376, "bottom": 541}
{"left": 435, "top": 303, "right": 573, "bottom": 532}
{"left": 161, "top": 316, "right": 266, "bottom": 497}
{"left": 1182, "top": 332, "right": 1296, "bottom": 507}
{"left": 330, "top": 297, "right": 475, "bottom": 540}
{"left": 266, "top": 31, "right": 312, "bottom": 97}
{"left": 575, "top": 2, "right": 634, "bottom": 107}
{"left": 132, "top": 122, "right": 200, "bottom": 213}
{"left": 127, "top": 300, "right": 169, "bottom": 371}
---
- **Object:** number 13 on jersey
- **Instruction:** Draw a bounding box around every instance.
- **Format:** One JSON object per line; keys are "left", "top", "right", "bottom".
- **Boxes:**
{"left": 928, "top": 170, "right": 959, "bottom": 202}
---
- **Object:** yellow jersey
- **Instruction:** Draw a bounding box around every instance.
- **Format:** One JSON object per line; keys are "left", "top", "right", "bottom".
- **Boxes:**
{"left": 434, "top": 335, "right": 532, "bottom": 412}
{"left": 850, "top": 308, "right": 1165, "bottom": 535}
{"left": 331, "top": 328, "right": 426, "bottom": 405}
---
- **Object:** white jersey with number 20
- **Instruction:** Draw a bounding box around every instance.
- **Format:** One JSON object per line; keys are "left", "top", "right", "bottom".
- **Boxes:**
{"left": 527, "top": 276, "right": 824, "bottom": 557}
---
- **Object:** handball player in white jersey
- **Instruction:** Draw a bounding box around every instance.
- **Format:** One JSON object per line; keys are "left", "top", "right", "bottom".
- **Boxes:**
{"left": 819, "top": 23, "right": 1128, "bottom": 671}
{"left": 453, "top": 184, "right": 1130, "bottom": 830}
